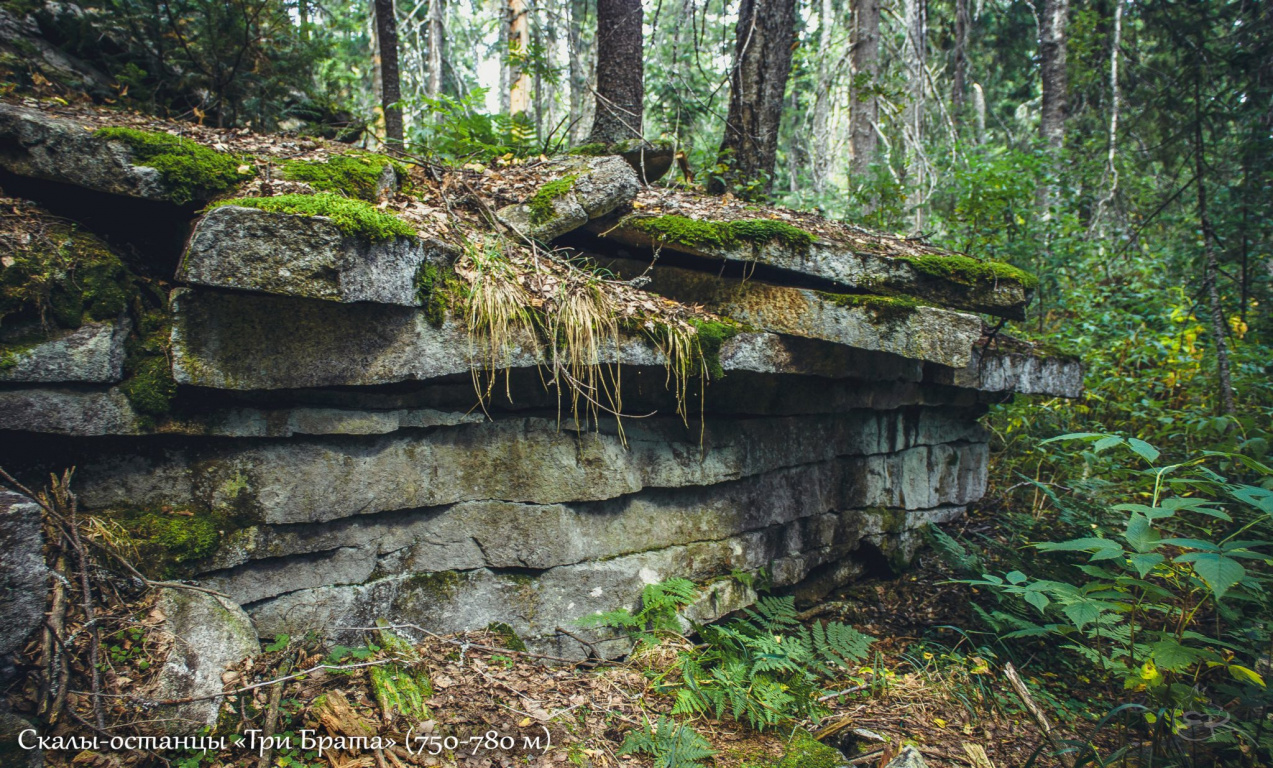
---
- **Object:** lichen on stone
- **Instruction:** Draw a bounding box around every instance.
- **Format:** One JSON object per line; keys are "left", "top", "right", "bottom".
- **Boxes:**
{"left": 628, "top": 215, "right": 815, "bottom": 251}
{"left": 527, "top": 174, "right": 578, "bottom": 225}
{"left": 280, "top": 153, "right": 410, "bottom": 201}
{"left": 900, "top": 253, "right": 1038, "bottom": 290}
{"left": 209, "top": 193, "right": 416, "bottom": 241}
{"left": 94, "top": 126, "right": 252, "bottom": 204}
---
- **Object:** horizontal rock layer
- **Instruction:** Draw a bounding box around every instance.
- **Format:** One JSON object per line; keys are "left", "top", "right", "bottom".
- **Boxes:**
{"left": 587, "top": 220, "right": 1032, "bottom": 318}
{"left": 179, "top": 206, "right": 453, "bottom": 306}
{"left": 0, "top": 318, "right": 128, "bottom": 384}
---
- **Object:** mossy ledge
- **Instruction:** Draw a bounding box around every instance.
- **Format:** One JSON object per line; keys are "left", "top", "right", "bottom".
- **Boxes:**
{"left": 120, "top": 309, "right": 178, "bottom": 424}
{"left": 280, "top": 153, "right": 411, "bottom": 202}
{"left": 527, "top": 174, "right": 578, "bottom": 225}
{"left": 900, "top": 253, "right": 1038, "bottom": 290}
{"left": 98, "top": 506, "right": 237, "bottom": 579}
{"left": 821, "top": 292, "right": 922, "bottom": 324}
{"left": 413, "top": 262, "right": 464, "bottom": 327}
{"left": 627, "top": 214, "right": 815, "bottom": 251}
{"left": 94, "top": 127, "right": 252, "bottom": 204}
{"left": 689, "top": 318, "right": 743, "bottom": 380}
{"left": 210, "top": 193, "right": 417, "bottom": 241}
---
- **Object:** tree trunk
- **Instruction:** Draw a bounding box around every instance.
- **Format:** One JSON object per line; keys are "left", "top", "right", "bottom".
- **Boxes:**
{"left": 374, "top": 0, "right": 403, "bottom": 147}
{"left": 1039, "top": 0, "right": 1068, "bottom": 150}
{"left": 588, "top": 0, "right": 644, "bottom": 144}
{"left": 1091, "top": 0, "right": 1122, "bottom": 231}
{"left": 902, "top": 0, "right": 926, "bottom": 231}
{"left": 849, "top": 0, "right": 880, "bottom": 181}
{"left": 708, "top": 0, "right": 799, "bottom": 196}
{"left": 567, "top": 0, "right": 591, "bottom": 142}
{"left": 809, "top": 0, "right": 836, "bottom": 194}
{"left": 508, "top": 0, "right": 530, "bottom": 115}
{"left": 953, "top": 0, "right": 969, "bottom": 120}
{"left": 426, "top": 0, "right": 445, "bottom": 99}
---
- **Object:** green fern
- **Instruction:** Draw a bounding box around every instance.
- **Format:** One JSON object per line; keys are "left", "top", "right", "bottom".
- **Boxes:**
{"left": 666, "top": 595, "right": 875, "bottom": 730}
{"left": 579, "top": 577, "right": 698, "bottom": 637}
{"left": 924, "top": 523, "right": 981, "bottom": 575}
{"left": 619, "top": 716, "right": 716, "bottom": 768}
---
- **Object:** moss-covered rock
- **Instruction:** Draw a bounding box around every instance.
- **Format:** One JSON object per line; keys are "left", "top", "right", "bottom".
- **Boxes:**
{"left": 899, "top": 253, "right": 1038, "bottom": 290}
{"left": 103, "top": 507, "right": 227, "bottom": 579}
{"left": 688, "top": 318, "right": 743, "bottom": 380}
{"left": 414, "top": 262, "right": 463, "bottom": 327}
{"left": 628, "top": 215, "right": 815, "bottom": 251}
{"left": 776, "top": 729, "right": 849, "bottom": 768}
{"left": 94, "top": 127, "right": 252, "bottom": 204}
{"left": 119, "top": 310, "right": 177, "bottom": 422}
{"left": 0, "top": 220, "right": 135, "bottom": 329}
{"left": 280, "top": 153, "right": 411, "bottom": 201}
{"left": 819, "top": 293, "right": 922, "bottom": 324}
{"left": 209, "top": 193, "right": 416, "bottom": 240}
{"left": 528, "top": 174, "right": 578, "bottom": 225}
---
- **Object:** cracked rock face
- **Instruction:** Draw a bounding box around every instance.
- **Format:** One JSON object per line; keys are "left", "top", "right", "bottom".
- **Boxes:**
{"left": 0, "top": 491, "right": 45, "bottom": 679}
{"left": 497, "top": 155, "right": 640, "bottom": 241}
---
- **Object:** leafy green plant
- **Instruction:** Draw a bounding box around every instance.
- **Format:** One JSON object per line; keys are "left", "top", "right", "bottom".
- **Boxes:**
{"left": 618, "top": 715, "right": 716, "bottom": 768}
{"left": 964, "top": 434, "right": 1271, "bottom": 722}
{"left": 580, "top": 577, "right": 698, "bottom": 638}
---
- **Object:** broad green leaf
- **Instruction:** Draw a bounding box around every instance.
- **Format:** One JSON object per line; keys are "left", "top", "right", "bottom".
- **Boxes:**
{"left": 1128, "top": 552, "right": 1166, "bottom": 578}
{"left": 1126, "top": 438, "right": 1161, "bottom": 464}
{"left": 1124, "top": 513, "right": 1160, "bottom": 554}
{"left": 1024, "top": 590, "right": 1050, "bottom": 612}
{"left": 1041, "top": 432, "right": 1104, "bottom": 444}
{"left": 1037, "top": 537, "right": 1125, "bottom": 561}
{"left": 1175, "top": 553, "right": 1246, "bottom": 599}
{"left": 1006, "top": 570, "right": 1028, "bottom": 584}
{"left": 1061, "top": 599, "right": 1109, "bottom": 631}
{"left": 1228, "top": 664, "right": 1266, "bottom": 687}
{"left": 1159, "top": 538, "right": 1221, "bottom": 552}
{"left": 1094, "top": 436, "right": 1125, "bottom": 452}
{"left": 1149, "top": 639, "right": 1202, "bottom": 671}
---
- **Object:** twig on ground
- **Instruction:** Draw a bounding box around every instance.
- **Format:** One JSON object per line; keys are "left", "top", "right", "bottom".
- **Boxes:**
{"left": 1005, "top": 662, "right": 1073, "bottom": 768}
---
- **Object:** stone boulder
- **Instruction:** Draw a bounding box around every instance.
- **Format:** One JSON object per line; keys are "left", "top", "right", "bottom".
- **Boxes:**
{"left": 0, "top": 319, "right": 129, "bottom": 384}
{"left": 0, "top": 491, "right": 45, "bottom": 681}
{"left": 180, "top": 206, "right": 454, "bottom": 306}
{"left": 147, "top": 588, "right": 259, "bottom": 735}
{"left": 497, "top": 156, "right": 640, "bottom": 241}
{"left": 0, "top": 711, "right": 43, "bottom": 768}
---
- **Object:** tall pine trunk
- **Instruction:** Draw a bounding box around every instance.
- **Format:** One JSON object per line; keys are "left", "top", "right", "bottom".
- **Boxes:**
{"left": 588, "top": 0, "right": 644, "bottom": 144}
{"left": 374, "top": 0, "right": 403, "bottom": 147}
{"left": 426, "top": 0, "right": 445, "bottom": 99}
{"left": 953, "top": 0, "right": 969, "bottom": 121}
{"left": 508, "top": 0, "right": 530, "bottom": 115}
{"left": 849, "top": 0, "right": 880, "bottom": 181}
{"left": 902, "top": 0, "right": 926, "bottom": 231}
{"left": 809, "top": 0, "right": 836, "bottom": 194}
{"left": 709, "top": 0, "right": 799, "bottom": 196}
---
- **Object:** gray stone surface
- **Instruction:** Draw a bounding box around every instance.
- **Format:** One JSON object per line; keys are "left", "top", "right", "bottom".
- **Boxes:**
{"left": 0, "top": 318, "right": 128, "bottom": 384}
{"left": 147, "top": 588, "right": 259, "bottom": 735}
{"left": 169, "top": 288, "right": 967, "bottom": 391}
{"left": 497, "top": 156, "right": 639, "bottom": 241}
{"left": 72, "top": 409, "right": 987, "bottom": 524}
{"left": 0, "top": 491, "right": 45, "bottom": 673}
{"left": 603, "top": 257, "right": 983, "bottom": 367}
{"left": 927, "top": 347, "right": 1084, "bottom": 398}
{"left": 0, "top": 387, "right": 143, "bottom": 435}
{"left": 246, "top": 501, "right": 961, "bottom": 659}
{"left": 0, "top": 711, "right": 43, "bottom": 768}
{"left": 0, "top": 104, "right": 177, "bottom": 201}
{"left": 180, "top": 206, "right": 453, "bottom": 306}
{"left": 588, "top": 221, "right": 1032, "bottom": 318}
{"left": 885, "top": 746, "right": 929, "bottom": 768}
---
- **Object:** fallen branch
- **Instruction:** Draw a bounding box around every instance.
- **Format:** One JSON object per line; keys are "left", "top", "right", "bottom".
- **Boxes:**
{"left": 1004, "top": 662, "right": 1073, "bottom": 768}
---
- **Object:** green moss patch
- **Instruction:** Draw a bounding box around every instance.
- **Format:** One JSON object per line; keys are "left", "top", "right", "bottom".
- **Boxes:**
{"left": 689, "top": 318, "right": 742, "bottom": 380}
{"left": 0, "top": 221, "right": 135, "bottom": 330}
{"left": 486, "top": 621, "right": 529, "bottom": 652}
{"left": 370, "top": 664, "right": 433, "bottom": 721}
{"left": 119, "top": 309, "right": 177, "bottom": 422}
{"left": 776, "top": 730, "right": 849, "bottom": 768}
{"left": 568, "top": 143, "right": 611, "bottom": 157}
{"left": 821, "top": 292, "right": 922, "bottom": 324}
{"left": 102, "top": 507, "right": 227, "bottom": 579}
{"left": 900, "top": 253, "right": 1038, "bottom": 290}
{"left": 414, "top": 262, "right": 463, "bottom": 327}
{"left": 528, "top": 174, "right": 578, "bottom": 225}
{"left": 280, "top": 153, "right": 410, "bottom": 202}
{"left": 94, "top": 127, "right": 252, "bottom": 205}
{"left": 628, "top": 215, "right": 815, "bottom": 251}
{"left": 211, "top": 193, "right": 416, "bottom": 241}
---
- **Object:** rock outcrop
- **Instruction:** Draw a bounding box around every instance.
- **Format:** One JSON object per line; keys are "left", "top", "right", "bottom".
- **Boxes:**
{"left": 0, "top": 101, "right": 1082, "bottom": 660}
{"left": 0, "top": 491, "right": 44, "bottom": 680}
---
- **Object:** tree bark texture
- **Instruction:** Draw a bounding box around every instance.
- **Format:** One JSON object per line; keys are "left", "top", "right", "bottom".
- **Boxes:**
{"left": 588, "top": 0, "right": 644, "bottom": 143}
{"left": 809, "top": 0, "right": 836, "bottom": 193}
{"left": 902, "top": 0, "right": 926, "bottom": 230}
{"left": 508, "top": 0, "right": 530, "bottom": 115}
{"left": 1039, "top": 0, "right": 1068, "bottom": 151}
{"left": 426, "top": 0, "right": 445, "bottom": 99}
{"left": 709, "top": 0, "right": 799, "bottom": 196}
{"left": 953, "top": 0, "right": 969, "bottom": 119}
{"left": 374, "top": 0, "right": 404, "bottom": 146}
{"left": 849, "top": 0, "right": 880, "bottom": 181}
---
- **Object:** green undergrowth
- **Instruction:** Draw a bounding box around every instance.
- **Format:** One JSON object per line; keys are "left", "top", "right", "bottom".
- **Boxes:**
{"left": 568, "top": 142, "right": 610, "bottom": 157}
{"left": 775, "top": 730, "right": 847, "bottom": 768}
{"left": 821, "top": 292, "right": 922, "bottom": 323}
{"left": 0, "top": 221, "right": 135, "bottom": 330}
{"left": 900, "top": 253, "right": 1038, "bottom": 290}
{"left": 94, "top": 127, "right": 252, "bottom": 204}
{"left": 211, "top": 193, "right": 416, "bottom": 240}
{"left": 413, "top": 262, "right": 464, "bottom": 326}
{"left": 628, "top": 215, "right": 815, "bottom": 251}
{"left": 527, "top": 174, "right": 578, "bottom": 224}
{"left": 280, "top": 153, "right": 411, "bottom": 201}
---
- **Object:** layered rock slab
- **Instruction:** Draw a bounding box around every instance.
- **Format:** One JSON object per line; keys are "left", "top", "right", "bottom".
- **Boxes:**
{"left": 0, "top": 318, "right": 128, "bottom": 383}
{"left": 179, "top": 205, "right": 454, "bottom": 306}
